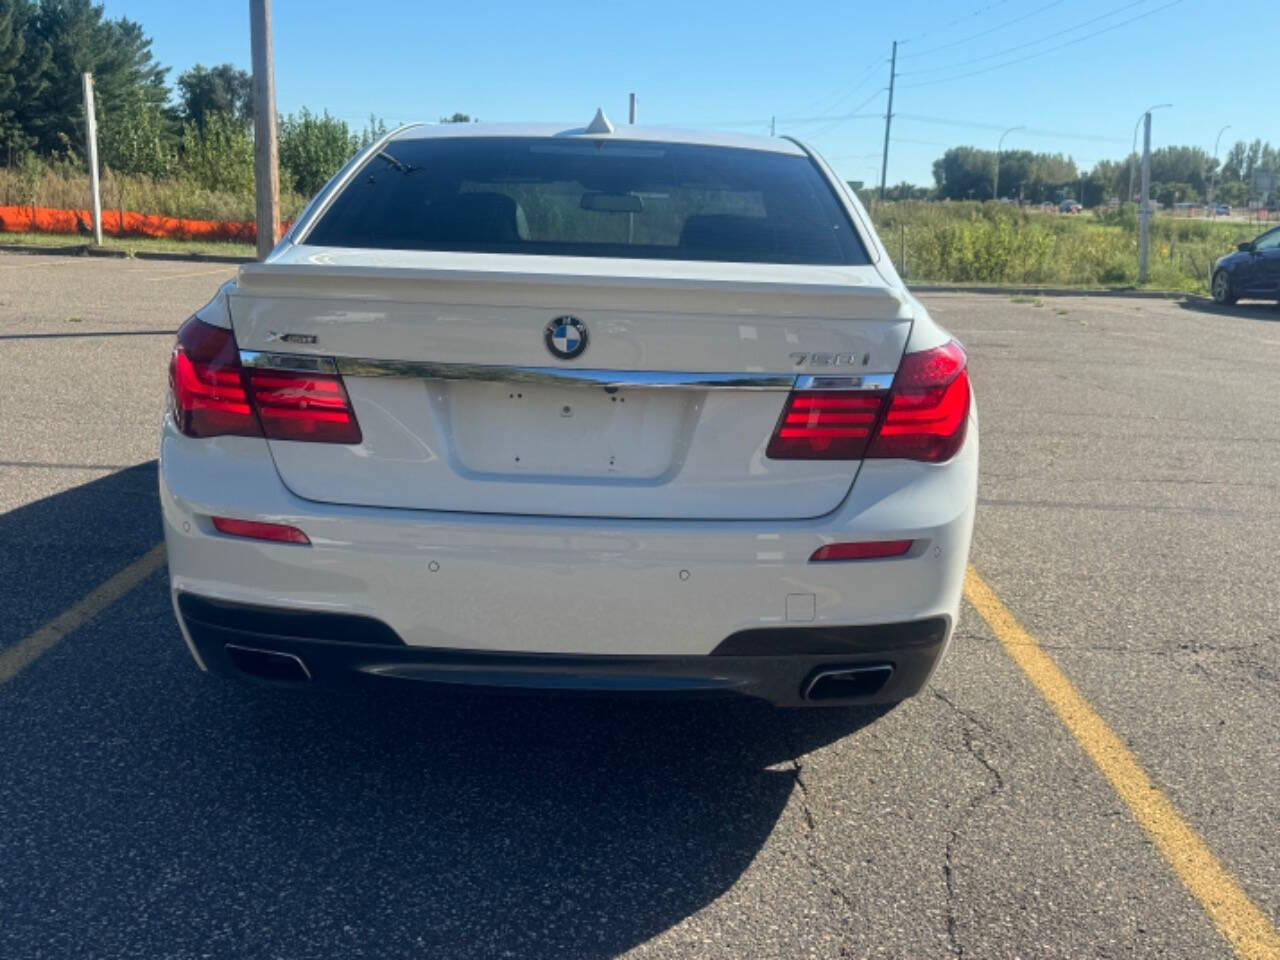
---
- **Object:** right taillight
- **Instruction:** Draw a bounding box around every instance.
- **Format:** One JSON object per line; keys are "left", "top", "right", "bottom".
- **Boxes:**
{"left": 765, "top": 390, "right": 884, "bottom": 460}
{"left": 765, "top": 340, "right": 970, "bottom": 464}
{"left": 169, "top": 317, "right": 362, "bottom": 444}
{"left": 866, "top": 340, "right": 970, "bottom": 463}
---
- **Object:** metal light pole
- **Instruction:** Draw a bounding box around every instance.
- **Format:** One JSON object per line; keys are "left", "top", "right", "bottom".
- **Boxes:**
{"left": 81, "top": 72, "right": 103, "bottom": 246}
{"left": 993, "top": 125, "right": 1024, "bottom": 201}
{"left": 1128, "top": 103, "right": 1170, "bottom": 204}
{"left": 1209, "top": 124, "right": 1230, "bottom": 216}
{"left": 1139, "top": 112, "right": 1153, "bottom": 283}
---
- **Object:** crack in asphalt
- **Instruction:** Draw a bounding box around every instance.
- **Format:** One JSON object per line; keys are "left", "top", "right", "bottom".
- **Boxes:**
{"left": 773, "top": 716, "right": 858, "bottom": 933}
{"left": 932, "top": 689, "right": 1007, "bottom": 959}
{"left": 1030, "top": 640, "right": 1279, "bottom": 689}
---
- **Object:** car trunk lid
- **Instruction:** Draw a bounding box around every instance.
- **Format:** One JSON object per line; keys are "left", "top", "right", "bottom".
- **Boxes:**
{"left": 227, "top": 248, "right": 912, "bottom": 520}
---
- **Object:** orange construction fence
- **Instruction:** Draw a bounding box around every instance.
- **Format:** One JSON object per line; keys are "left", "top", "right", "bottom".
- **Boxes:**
{"left": 0, "top": 205, "right": 290, "bottom": 243}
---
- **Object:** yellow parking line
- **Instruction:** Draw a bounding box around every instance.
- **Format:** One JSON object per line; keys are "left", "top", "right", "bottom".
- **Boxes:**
{"left": 145, "top": 266, "right": 237, "bottom": 282}
{"left": 964, "top": 565, "right": 1280, "bottom": 960}
{"left": 0, "top": 543, "right": 166, "bottom": 686}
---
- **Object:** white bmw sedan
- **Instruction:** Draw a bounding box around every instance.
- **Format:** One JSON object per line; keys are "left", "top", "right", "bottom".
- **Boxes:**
{"left": 160, "top": 116, "right": 977, "bottom": 707}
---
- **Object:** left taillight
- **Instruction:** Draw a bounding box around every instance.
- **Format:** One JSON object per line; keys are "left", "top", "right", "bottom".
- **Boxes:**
{"left": 169, "top": 318, "right": 362, "bottom": 444}
{"left": 169, "top": 317, "right": 261, "bottom": 438}
{"left": 245, "top": 371, "right": 362, "bottom": 444}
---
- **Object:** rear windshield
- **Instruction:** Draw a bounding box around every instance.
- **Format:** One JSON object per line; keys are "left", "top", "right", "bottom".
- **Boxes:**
{"left": 304, "top": 136, "right": 869, "bottom": 265}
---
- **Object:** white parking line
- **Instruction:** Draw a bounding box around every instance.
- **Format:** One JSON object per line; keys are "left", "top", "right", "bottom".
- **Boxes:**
{"left": 145, "top": 267, "right": 238, "bottom": 282}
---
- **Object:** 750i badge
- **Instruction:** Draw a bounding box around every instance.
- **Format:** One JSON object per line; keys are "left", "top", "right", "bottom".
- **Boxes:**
{"left": 790, "top": 352, "right": 871, "bottom": 367}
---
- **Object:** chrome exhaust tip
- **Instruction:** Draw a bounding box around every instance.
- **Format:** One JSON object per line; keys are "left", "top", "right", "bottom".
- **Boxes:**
{"left": 803, "top": 664, "right": 893, "bottom": 701}
{"left": 224, "top": 644, "right": 312, "bottom": 683}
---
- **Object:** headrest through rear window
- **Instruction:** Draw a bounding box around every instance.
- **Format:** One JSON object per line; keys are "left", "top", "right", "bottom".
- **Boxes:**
{"left": 678, "top": 214, "right": 775, "bottom": 257}
{"left": 420, "top": 192, "right": 529, "bottom": 244}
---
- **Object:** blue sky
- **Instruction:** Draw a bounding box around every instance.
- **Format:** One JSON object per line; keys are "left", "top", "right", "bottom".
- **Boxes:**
{"left": 109, "top": 0, "right": 1271, "bottom": 186}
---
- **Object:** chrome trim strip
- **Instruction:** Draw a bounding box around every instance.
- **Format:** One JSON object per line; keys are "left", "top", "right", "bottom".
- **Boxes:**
{"left": 794, "top": 373, "right": 893, "bottom": 391}
{"left": 333, "top": 358, "right": 796, "bottom": 391}
{"left": 239, "top": 353, "right": 895, "bottom": 392}
{"left": 240, "top": 351, "right": 338, "bottom": 375}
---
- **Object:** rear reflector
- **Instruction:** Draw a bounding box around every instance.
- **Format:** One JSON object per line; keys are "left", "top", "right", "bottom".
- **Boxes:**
{"left": 170, "top": 318, "right": 361, "bottom": 444}
{"left": 765, "top": 391, "right": 884, "bottom": 459}
{"left": 212, "top": 516, "right": 311, "bottom": 545}
{"left": 809, "top": 540, "right": 913, "bottom": 562}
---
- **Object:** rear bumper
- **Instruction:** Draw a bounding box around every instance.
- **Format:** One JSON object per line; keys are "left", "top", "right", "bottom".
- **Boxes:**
{"left": 160, "top": 412, "right": 977, "bottom": 702}
{"left": 177, "top": 593, "right": 947, "bottom": 707}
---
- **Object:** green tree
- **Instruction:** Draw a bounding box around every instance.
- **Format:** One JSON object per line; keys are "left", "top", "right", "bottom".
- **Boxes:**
{"left": 933, "top": 146, "right": 1079, "bottom": 203}
{"left": 0, "top": 0, "right": 37, "bottom": 160}
{"left": 279, "top": 107, "right": 357, "bottom": 196}
{"left": 1221, "top": 142, "right": 1247, "bottom": 182}
{"left": 933, "top": 147, "right": 994, "bottom": 200}
{"left": 1154, "top": 181, "right": 1195, "bottom": 208}
{"left": 178, "top": 110, "right": 252, "bottom": 194}
{"left": 1244, "top": 139, "right": 1262, "bottom": 179}
{"left": 98, "top": 86, "right": 169, "bottom": 178}
{"left": 440, "top": 112, "right": 476, "bottom": 123}
{"left": 15, "top": 0, "right": 168, "bottom": 158}
{"left": 177, "top": 63, "right": 251, "bottom": 129}
{"left": 1148, "top": 146, "right": 1211, "bottom": 200}
{"left": 1084, "top": 159, "right": 1126, "bottom": 203}
{"left": 1215, "top": 179, "right": 1250, "bottom": 207}
{"left": 359, "top": 114, "right": 388, "bottom": 147}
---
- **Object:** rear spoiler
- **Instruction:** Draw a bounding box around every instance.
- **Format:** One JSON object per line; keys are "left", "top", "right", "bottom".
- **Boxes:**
{"left": 236, "top": 258, "right": 912, "bottom": 321}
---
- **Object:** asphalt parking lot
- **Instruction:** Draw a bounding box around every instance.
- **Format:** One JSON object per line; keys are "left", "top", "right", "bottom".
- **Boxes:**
{"left": 1, "top": 250, "right": 1277, "bottom": 959}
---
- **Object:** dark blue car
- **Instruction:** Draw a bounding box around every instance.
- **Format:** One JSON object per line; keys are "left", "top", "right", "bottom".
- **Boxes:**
{"left": 1212, "top": 225, "right": 1280, "bottom": 303}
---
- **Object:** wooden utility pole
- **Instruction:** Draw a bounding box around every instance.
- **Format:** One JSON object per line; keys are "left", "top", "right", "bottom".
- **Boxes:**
{"left": 250, "top": 0, "right": 280, "bottom": 260}
{"left": 81, "top": 73, "right": 103, "bottom": 246}
{"left": 629, "top": 93, "right": 637, "bottom": 124}
{"left": 878, "top": 41, "right": 898, "bottom": 201}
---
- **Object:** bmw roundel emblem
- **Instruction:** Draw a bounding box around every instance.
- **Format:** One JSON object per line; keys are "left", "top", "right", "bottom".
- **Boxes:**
{"left": 544, "top": 316, "right": 589, "bottom": 361}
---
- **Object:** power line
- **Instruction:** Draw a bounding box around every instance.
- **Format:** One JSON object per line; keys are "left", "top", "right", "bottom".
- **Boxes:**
{"left": 778, "top": 89, "right": 890, "bottom": 140}
{"left": 691, "top": 103, "right": 883, "bottom": 131}
{"left": 895, "top": 113, "right": 1127, "bottom": 143}
{"left": 899, "top": 0, "right": 1183, "bottom": 88}
{"left": 899, "top": 0, "right": 1067, "bottom": 58}
{"left": 897, "top": 0, "right": 1013, "bottom": 46}
{"left": 780, "top": 59, "right": 888, "bottom": 122}
{"left": 899, "top": 0, "right": 1151, "bottom": 76}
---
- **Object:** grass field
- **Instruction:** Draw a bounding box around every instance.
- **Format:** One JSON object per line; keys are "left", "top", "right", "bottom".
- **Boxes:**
{"left": 869, "top": 201, "right": 1268, "bottom": 293}
{"left": 0, "top": 168, "right": 305, "bottom": 222}
{"left": 4, "top": 166, "right": 1271, "bottom": 292}
{"left": 0, "top": 231, "right": 254, "bottom": 258}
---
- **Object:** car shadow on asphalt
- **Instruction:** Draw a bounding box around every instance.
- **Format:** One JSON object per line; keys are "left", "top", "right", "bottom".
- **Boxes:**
{"left": 0, "top": 462, "right": 887, "bottom": 959}
{"left": 1177, "top": 298, "right": 1280, "bottom": 321}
